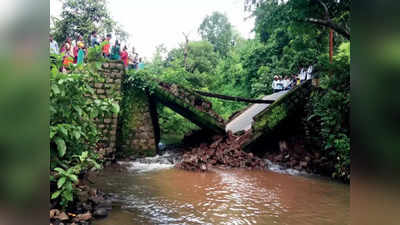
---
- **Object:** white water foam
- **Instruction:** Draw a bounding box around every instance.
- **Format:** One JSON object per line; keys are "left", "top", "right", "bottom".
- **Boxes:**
{"left": 264, "top": 159, "right": 308, "bottom": 176}
{"left": 120, "top": 161, "right": 174, "bottom": 173}
{"left": 118, "top": 151, "right": 179, "bottom": 173}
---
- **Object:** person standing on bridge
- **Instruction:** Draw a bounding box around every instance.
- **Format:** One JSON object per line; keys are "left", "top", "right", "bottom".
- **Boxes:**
{"left": 102, "top": 34, "right": 112, "bottom": 58}
{"left": 76, "top": 37, "right": 85, "bottom": 65}
{"left": 283, "top": 76, "right": 291, "bottom": 90}
{"left": 134, "top": 54, "right": 139, "bottom": 69}
{"left": 49, "top": 35, "right": 59, "bottom": 54}
{"left": 138, "top": 57, "right": 145, "bottom": 70}
{"left": 110, "top": 40, "right": 121, "bottom": 60}
{"left": 120, "top": 46, "right": 129, "bottom": 69}
{"left": 306, "top": 65, "right": 313, "bottom": 80}
{"left": 290, "top": 75, "right": 298, "bottom": 88}
{"left": 90, "top": 31, "right": 99, "bottom": 47}
{"left": 61, "top": 38, "right": 74, "bottom": 72}
{"left": 300, "top": 67, "right": 308, "bottom": 83}
{"left": 272, "top": 76, "right": 279, "bottom": 93}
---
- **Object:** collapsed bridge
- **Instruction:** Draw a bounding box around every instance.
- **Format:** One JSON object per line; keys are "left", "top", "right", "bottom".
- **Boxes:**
{"left": 92, "top": 61, "right": 312, "bottom": 158}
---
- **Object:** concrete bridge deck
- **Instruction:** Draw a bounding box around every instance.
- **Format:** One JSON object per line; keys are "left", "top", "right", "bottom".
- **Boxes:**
{"left": 225, "top": 91, "right": 289, "bottom": 134}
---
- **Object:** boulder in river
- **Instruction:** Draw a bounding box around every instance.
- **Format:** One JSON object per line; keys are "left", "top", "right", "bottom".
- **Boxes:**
{"left": 93, "top": 207, "right": 109, "bottom": 218}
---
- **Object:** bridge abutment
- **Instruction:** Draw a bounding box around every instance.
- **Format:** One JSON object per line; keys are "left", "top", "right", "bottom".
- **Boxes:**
{"left": 91, "top": 61, "right": 159, "bottom": 159}
{"left": 118, "top": 88, "right": 159, "bottom": 157}
{"left": 90, "top": 61, "right": 124, "bottom": 160}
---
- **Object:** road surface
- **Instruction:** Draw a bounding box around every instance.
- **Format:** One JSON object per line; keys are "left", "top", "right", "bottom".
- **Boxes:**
{"left": 225, "top": 91, "right": 288, "bottom": 133}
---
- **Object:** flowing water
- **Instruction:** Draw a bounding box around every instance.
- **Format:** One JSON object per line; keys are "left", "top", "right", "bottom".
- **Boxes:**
{"left": 92, "top": 152, "right": 349, "bottom": 225}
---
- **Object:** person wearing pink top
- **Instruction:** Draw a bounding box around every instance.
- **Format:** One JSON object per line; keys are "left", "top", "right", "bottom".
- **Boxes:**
{"left": 120, "top": 46, "right": 129, "bottom": 70}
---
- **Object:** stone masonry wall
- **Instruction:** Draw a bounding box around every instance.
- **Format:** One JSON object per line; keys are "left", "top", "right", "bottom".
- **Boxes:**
{"left": 91, "top": 61, "right": 124, "bottom": 160}
{"left": 118, "top": 89, "right": 159, "bottom": 157}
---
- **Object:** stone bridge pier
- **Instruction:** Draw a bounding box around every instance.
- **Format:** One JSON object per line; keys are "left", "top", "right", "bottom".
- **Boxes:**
{"left": 94, "top": 61, "right": 159, "bottom": 158}
{"left": 118, "top": 88, "right": 160, "bottom": 157}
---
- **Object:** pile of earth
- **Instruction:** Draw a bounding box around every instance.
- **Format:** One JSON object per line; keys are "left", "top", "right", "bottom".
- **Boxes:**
{"left": 176, "top": 131, "right": 266, "bottom": 171}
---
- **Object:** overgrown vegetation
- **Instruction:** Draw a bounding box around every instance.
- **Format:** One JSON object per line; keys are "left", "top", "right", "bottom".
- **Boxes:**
{"left": 143, "top": 0, "right": 350, "bottom": 181}
{"left": 305, "top": 42, "right": 350, "bottom": 180}
{"left": 50, "top": 54, "right": 119, "bottom": 208}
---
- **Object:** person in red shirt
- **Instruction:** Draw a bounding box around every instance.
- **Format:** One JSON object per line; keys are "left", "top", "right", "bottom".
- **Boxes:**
{"left": 102, "top": 34, "right": 112, "bottom": 58}
{"left": 120, "top": 46, "right": 129, "bottom": 69}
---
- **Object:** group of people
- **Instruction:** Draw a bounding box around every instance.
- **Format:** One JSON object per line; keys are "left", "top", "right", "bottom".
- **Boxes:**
{"left": 49, "top": 31, "right": 145, "bottom": 72}
{"left": 50, "top": 35, "right": 87, "bottom": 68}
{"left": 271, "top": 65, "right": 313, "bottom": 93}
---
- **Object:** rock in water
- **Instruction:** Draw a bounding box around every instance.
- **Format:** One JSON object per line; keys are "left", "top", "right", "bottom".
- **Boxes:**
{"left": 93, "top": 207, "right": 109, "bottom": 218}
{"left": 74, "top": 212, "right": 92, "bottom": 222}
{"left": 54, "top": 212, "right": 69, "bottom": 221}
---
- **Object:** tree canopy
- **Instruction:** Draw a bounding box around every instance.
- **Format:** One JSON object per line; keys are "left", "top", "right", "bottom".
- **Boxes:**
{"left": 198, "top": 12, "right": 234, "bottom": 57}
{"left": 50, "top": 0, "right": 128, "bottom": 43}
{"left": 247, "top": 0, "right": 350, "bottom": 40}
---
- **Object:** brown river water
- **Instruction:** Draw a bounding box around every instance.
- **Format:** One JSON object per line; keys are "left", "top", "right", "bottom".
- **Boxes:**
{"left": 92, "top": 160, "right": 349, "bottom": 225}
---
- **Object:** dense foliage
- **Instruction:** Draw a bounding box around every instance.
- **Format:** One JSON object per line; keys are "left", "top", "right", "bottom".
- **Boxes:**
{"left": 50, "top": 0, "right": 128, "bottom": 44}
{"left": 305, "top": 42, "right": 350, "bottom": 180}
{"left": 247, "top": 1, "right": 350, "bottom": 181}
{"left": 198, "top": 12, "right": 234, "bottom": 57}
{"left": 50, "top": 54, "right": 119, "bottom": 208}
{"left": 145, "top": 3, "right": 350, "bottom": 180}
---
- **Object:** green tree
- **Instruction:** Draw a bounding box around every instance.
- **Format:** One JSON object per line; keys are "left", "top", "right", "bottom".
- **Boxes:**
{"left": 163, "top": 41, "right": 218, "bottom": 89}
{"left": 148, "top": 44, "right": 168, "bottom": 75}
{"left": 248, "top": 0, "right": 350, "bottom": 40}
{"left": 198, "top": 12, "right": 234, "bottom": 57}
{"left": 50, "top": 0, "right": 128, "bottom": 44}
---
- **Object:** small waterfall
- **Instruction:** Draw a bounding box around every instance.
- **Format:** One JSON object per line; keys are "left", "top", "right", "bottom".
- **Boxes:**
{"left": 118, "top": 150, "right": 182, "bottom": 173}
{"left": 264, "top": 159, "right": 308, "bottom": 176}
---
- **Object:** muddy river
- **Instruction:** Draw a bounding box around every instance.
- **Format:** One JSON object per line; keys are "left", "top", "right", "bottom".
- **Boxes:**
{"left": 92, "top": 154, "right": 349, "bottom": 225}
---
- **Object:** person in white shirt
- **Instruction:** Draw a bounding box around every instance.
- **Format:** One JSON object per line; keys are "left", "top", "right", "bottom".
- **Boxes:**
{"left": 298, "top": 67, "right": 304, "bottom": 81}
{"left": 276, "top": 76, "right": 284, "bottom": 91}
{"left": 272, "top": 75, "right": 279, "bottom": 93}
{"left": 306, "top": 65, "right": 313, "bottom": 80}
{"left": 283, "top": 76, "right": 291, "bottom": 90}
{"left": 90, "top": 31, "right": 99, "bottom": 47}
{"left": 299, "top": 67, "right": 308, "bottom": 83}
{"left": 49, "top": 35, "right": 59, "bottom": 54}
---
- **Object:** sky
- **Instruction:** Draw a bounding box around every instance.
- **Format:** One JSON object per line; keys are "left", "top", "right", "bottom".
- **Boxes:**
{"left": 50, "top": 0, "right": 255, "bottom": 60}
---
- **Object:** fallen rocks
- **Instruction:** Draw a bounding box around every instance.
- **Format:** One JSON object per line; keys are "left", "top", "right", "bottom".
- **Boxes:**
{"left": 176, "top": 131, "right": 265, "bottom": 171}
{"left": 264, "top": 139, "right": 334, "bottom": 175}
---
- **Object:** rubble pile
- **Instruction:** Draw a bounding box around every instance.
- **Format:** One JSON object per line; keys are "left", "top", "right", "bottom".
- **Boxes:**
{"left": 176, "top": 131, "right": 266, "bottom": 171}
{"left": 264, "top": 141, "right": 334, "bottom": 174}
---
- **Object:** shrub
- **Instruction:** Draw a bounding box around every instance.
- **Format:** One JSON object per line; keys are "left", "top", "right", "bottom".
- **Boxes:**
{"left": 50, "top": 58, "right": 118, "bottom": 208}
